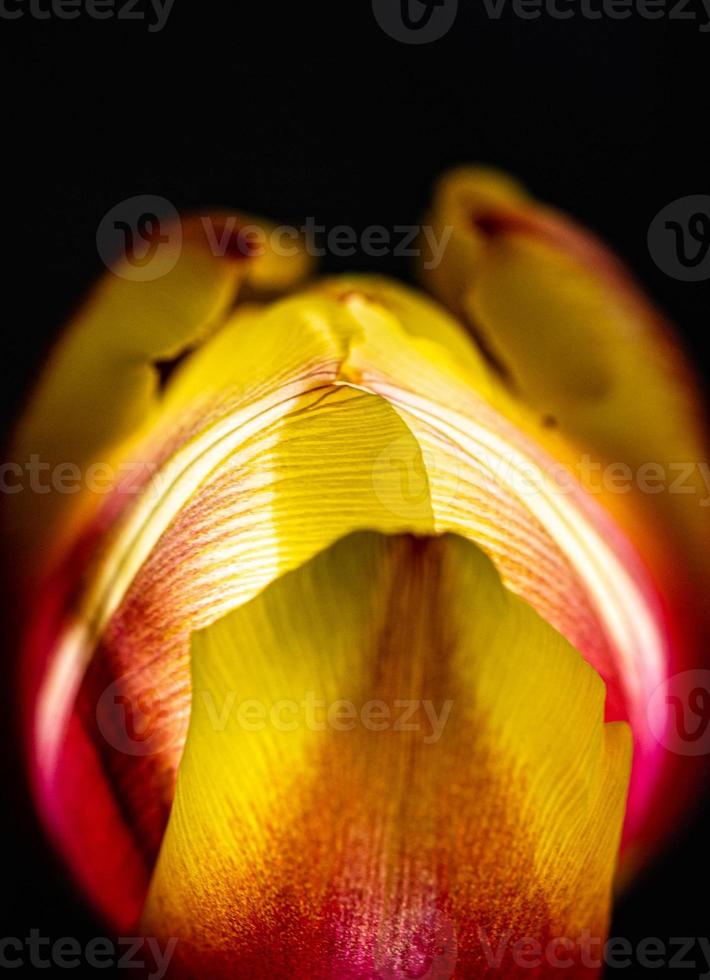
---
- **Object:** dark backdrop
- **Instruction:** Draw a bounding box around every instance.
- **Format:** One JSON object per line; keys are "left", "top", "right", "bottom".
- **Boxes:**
{"left": 1, "top": 1, "right": 708, "bottom": 975}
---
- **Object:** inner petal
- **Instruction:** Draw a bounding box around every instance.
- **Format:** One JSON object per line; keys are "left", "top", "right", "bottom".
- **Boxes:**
{"left": 142, "top": 531, "right": 630, "bottom": 979}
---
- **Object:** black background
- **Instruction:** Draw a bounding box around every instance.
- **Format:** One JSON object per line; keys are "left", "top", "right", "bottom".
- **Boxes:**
{"left": 1, "top": 1, "right": 709, "bottom": 975}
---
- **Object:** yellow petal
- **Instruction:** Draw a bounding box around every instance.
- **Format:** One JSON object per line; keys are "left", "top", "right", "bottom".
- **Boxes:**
{"left": 33, "top": 329, "right": 436, "bottom": 880}
{"left": 420, "top": 167, "right": 709, "bottom": 577}
{"left": 306, "top": 273, "right": 494, "bottom": 386}
{"left": 143, "top": 531, "right": 631, "bottom": 977}
{"left": 311, "top": 284, "right": 667, "bottom": 755}
{"left": 7, "top": 213, "right": 312, "bottom": 578}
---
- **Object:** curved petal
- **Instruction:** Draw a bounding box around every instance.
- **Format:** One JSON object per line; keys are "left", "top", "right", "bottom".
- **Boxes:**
{"left": 33, "top": 382, "right": 434, "bottom": 928}
{"left": 143, "top": 531, "right": 631, "bottom": 979}
{"left": 420, "top": 167, "right": 709, "bottom": 581}
{"left": 306, "top": 280, "right": 673, "bottom": 858}
{"left": 419, "top": 171, "right": 709, "bottom": 864}
{"left": 6, "top": 212, "right": 312, "bottom": 581}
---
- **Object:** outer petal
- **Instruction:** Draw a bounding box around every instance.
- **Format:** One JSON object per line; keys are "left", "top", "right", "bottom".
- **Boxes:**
{"left": 143, "top": 531, "right": 631, "bottom": 979}
{"left": 420, "top": 167, "right": 709, "bottom": 580}
{"left": 6, "top": 212, "right": 312, "bottom": 581}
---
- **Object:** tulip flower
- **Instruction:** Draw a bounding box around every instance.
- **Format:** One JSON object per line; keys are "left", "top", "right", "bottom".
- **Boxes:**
{"left": 4, "top": 170, "right": 708, "bottom": 978}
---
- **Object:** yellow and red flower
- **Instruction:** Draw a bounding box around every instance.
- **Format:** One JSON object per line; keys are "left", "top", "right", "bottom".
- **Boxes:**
{"left": 4, "top": 169, "right": 708, "bottom": 977}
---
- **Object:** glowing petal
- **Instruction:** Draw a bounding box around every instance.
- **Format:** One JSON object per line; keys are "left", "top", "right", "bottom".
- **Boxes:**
{"left": 29, "top": 284, "right": 671, "bottom": 926}
{"left": 309, "top": 283, "right": 669, "bottom": 848}
{"left": 143, "top": 531, "right": 631, "bottom": 979}
{"left": 35, "top": 379, "right": 434, "bottom": 926}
